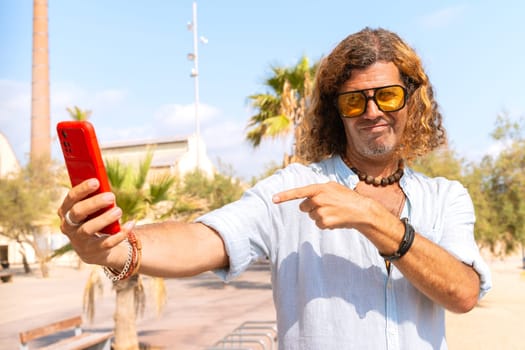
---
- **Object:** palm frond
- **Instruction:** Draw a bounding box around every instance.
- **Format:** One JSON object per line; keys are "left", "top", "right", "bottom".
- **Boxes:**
{"left": 83, "top": 267, "right": 104, "bottom": 323}
{"left": 134, "top": 151, "right": 153, "bottom": 190}
{"left": 48, "top": 242, "right": 72, "bottom": 259}
{"left": 248, "top": 93, "right": 281, "bottom": 112}
{"left": 66, "top": 106, "right": 92, "bottom": 121}
{"left": 148, "top": 174, "right": 176, "bottom": 204}
{"left": 134, "top": 275, "right": 146, "bottom": 318}
{"left": 116, "top": 191, "right": 145, "bottom": 222}
{"left": 262, "top": 115, "right": 292, "bottom": 137}
{"left": 105, "top": 159, "right": 128, "bottom": 189}
{"left": 245, "top": 124, "right": 266, "bottom": 147}
{"left": 150, "top": 277, "right": 167, "bottom": 316}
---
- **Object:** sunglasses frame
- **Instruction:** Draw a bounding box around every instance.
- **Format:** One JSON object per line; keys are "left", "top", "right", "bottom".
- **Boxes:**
{"left": 335, "top": 84, "right": 408, "bottom": 118}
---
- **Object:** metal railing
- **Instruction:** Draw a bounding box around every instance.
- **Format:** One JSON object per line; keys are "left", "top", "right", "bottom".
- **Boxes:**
{"left": 207, "top": 320, "right": 277, "bottom": 350}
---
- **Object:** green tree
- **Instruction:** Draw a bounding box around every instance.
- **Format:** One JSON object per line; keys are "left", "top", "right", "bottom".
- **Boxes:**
{"left": 462, "top": 156, "right": 495, "bottom": 250}
{"left": 410, "top": 146, "right": 465, "bottom": 181}
{"left": 477, "top": 113, "right": 525, "bottom": 256}
{"left": 171, "top": 165, "right": 244, "bottom": 222}
{"left": 410, "top": 146, "right": 495, "bottom": 253}
{"left": 246, "top": 56, "right": 316, "bottom": 165}
{"left": 0, "top": 159, "right": 64, "bottom": 276}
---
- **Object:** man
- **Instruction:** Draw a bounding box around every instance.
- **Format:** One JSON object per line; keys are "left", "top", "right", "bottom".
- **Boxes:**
{"left": 59, "top": 27, "right": 491, "bottom": 349}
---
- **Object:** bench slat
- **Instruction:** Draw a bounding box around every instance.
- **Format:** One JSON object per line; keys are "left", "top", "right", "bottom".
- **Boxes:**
{"left": 19, "top": 316, "right": 83, "bottom": 344}
{"left": 39, "top": 332, "right": 113, "bottom": 350}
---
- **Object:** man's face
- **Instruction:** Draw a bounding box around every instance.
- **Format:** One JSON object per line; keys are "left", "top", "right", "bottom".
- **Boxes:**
{"left": 338, "top": 61, "right": 408, "bottom": 161}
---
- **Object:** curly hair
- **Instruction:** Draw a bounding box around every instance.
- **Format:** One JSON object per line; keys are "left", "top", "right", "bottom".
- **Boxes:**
{"left": 296, "top": 27, "right": 446, "bottom": 163}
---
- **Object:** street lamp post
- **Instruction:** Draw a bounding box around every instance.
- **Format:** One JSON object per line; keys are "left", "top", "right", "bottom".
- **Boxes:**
{"left": 187, "top": 1, "right": 207, "bottom": 169}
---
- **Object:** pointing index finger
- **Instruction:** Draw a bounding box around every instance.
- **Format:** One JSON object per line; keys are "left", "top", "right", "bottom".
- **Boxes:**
{"left": 272, "top": 184, "right": 320, "bottom": 204}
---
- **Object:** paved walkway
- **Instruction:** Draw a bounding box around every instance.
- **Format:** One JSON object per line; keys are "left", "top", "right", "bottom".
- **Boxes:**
{"left": 1, "top": 254, "right": 524, "bottom": 349}
{"left": 0, "top": 262, "right": 275, "bottom": 350}
{"left": 445, "top": 253, "right": 525, "bottom": 350}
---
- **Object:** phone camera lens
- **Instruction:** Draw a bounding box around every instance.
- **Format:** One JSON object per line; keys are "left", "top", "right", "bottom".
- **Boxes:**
{"left": 61, "top": 130, "right": 68, "bottom": 138}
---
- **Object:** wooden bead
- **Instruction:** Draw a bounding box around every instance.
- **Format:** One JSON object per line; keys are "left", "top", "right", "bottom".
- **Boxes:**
{"left": 342, "top": 154, "right": 405, "bottom": 187}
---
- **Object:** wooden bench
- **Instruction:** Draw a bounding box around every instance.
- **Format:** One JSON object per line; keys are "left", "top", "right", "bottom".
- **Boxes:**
{"left": 19, "top": 315, "right": 113, "bottom": 350}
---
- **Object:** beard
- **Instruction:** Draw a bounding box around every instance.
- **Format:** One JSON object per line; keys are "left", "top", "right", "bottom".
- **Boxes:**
{"left": 358, "top": 139, "right": 396, "bottom": 157}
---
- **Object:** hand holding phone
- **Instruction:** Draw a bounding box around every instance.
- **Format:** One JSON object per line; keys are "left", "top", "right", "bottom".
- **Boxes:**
{"left": 57, "top": 121, "right": 121, "bottom": 235}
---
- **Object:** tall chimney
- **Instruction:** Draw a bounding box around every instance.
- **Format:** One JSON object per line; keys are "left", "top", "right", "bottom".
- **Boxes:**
{"left": 30, "top": 0, "right": 51, "bottom": 162}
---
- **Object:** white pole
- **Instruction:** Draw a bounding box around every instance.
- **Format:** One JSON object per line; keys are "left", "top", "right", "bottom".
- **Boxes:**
{"left": 191, "top": 1, "right": 200, "bottom": 169}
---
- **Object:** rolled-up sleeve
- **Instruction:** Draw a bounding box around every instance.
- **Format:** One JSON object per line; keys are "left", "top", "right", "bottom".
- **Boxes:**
{"left": 437, "top": 180, "right": 492, "bottom": 299}
{"left": 195, "top": 171, "right": 287, "bottom": 281}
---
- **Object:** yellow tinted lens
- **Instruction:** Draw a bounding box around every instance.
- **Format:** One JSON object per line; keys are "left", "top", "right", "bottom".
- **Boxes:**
{"left": 375, "top": 86, "right": 405, "bottom": 111}
{"left": 338, "top": 92, "right": 365, "bottom": 117}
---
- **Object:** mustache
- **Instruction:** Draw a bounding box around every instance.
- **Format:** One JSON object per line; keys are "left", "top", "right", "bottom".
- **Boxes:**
{"left": 357, "top": 117, "right": 391, "bottom": 127}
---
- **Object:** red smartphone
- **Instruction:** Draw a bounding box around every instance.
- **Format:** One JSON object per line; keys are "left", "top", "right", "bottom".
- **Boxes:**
{"left": 57, "top": 121, "right": 121, "bottom": 235}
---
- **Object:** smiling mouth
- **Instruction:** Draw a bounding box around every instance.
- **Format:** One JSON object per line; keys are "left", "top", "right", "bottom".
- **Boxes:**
{"left": 361, "top": 122, "right": 390, "bottom": 132}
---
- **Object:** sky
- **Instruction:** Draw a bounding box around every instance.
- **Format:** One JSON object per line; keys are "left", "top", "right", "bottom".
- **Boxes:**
{"left": 1, "top": 0, "right": 524, "bottom": 180}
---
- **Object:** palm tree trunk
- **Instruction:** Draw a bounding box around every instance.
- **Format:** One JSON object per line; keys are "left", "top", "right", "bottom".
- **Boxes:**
{"left": 113, "top": 276, "right": 140, "bottom": 350}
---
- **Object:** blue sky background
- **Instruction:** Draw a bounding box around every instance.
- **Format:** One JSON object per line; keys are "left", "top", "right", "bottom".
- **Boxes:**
{"left": 1, "top": 0, "right": 524, "bottom": 179}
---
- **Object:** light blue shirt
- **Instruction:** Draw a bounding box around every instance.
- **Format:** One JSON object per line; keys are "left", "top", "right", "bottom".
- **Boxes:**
{"left": 197, "top": 155, "right": 492, "bottom": 350}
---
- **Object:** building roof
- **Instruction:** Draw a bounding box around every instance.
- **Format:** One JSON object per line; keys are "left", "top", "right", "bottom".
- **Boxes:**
{"left": 101, "top": 136, "right": 188, "bottom": 150}
{"left": 100, "top": 134, "right": 215, "bottom": 176}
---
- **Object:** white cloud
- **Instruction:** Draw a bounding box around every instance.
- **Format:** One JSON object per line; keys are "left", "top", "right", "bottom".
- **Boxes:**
{"left": 0, "top": 80, "right": 30, "bottom": 114}
{"left": 51, "top": 83, "right": 128, "bottom": 121}
{"left": 0, "top": 80, "right": 133, "bottom": 165}
{"left": 94, "top": 89, "right": 127, "bottom": 105}
{"left": 200, "top": 117, "right": 290, "bottom": 179}
{"left": 0, "top": 80, "right": 31, "bottom": 163}
{"left": 153, "top": 102, "right": 219, "bottom": 136}
{"left": 0, "top": 79, "right": 284, "bottom": 179}
{"left": 51, "top": 83, "right": 88, "bottom": 109}
{"left": 418, "top": 5, "right": 467, "bottom": 29}
{"left": 150, "top": 103, "right": 284, "bottom": 178}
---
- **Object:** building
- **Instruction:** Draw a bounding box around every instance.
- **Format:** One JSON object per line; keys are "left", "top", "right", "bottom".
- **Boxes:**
{"left": 100, "top": 134, "right": 214, "bottom": 178}
{"left": 0, "top": 132, "right": 214, "bottom": 268}
{"left": 0, "top": 133, "right": 20, "bottom": 178}
{"left": 0, "top": 133, "right": 23, "bottom": 266}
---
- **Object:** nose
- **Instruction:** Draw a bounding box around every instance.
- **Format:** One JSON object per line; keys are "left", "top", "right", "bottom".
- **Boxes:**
{"left": 362, "top": 97, "right": 382, "bottom": 119}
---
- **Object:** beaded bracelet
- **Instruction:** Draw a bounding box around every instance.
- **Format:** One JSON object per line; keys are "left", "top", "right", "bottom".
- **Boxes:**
{"left": 128, "top": 230, "right": 142, "bottom": 276}
{"left": 121, "top": 230, "right": 141, "bottom": 279}
{"left": 103, "top": 231, "right": 142, "bottom": 282}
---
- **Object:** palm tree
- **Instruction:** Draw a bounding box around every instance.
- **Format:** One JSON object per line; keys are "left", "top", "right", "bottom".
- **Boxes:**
{"left": 30, "top": 0, "right": 51, "bottom": 163}
{"left": 66, "top": 106, "right": 93, "bottom": 121}
{"left": 54, "top": 153, "right": 174, "bottom": 349}
{"left": 246, "top": 56, "right": 316, "bottom": 165}
{"left": 90, "top": 154, "right": 174, "bottom": 350}
{"left": 60, "top": 107, "right": 173, "bottom": 349}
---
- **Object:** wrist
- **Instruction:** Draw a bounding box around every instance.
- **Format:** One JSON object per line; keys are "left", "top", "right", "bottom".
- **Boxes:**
{"left": 104, "top": 231, "right": 142, "bottom": 282}
{"left": 105, "top": 239, "right": 129, "bottom": 270}
{"left": 379, "top": 218, "right": 415, "bottom": 261}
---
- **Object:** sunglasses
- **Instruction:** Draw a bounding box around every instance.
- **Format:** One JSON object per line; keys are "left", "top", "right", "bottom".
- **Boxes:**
{"left": 335, "top": 85, "right": 408, "bottom": 118}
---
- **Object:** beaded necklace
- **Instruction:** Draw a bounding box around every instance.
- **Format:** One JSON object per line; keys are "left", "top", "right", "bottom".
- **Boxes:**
{"left": 341, "top": 154, "right": 405, "bottom": 187}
